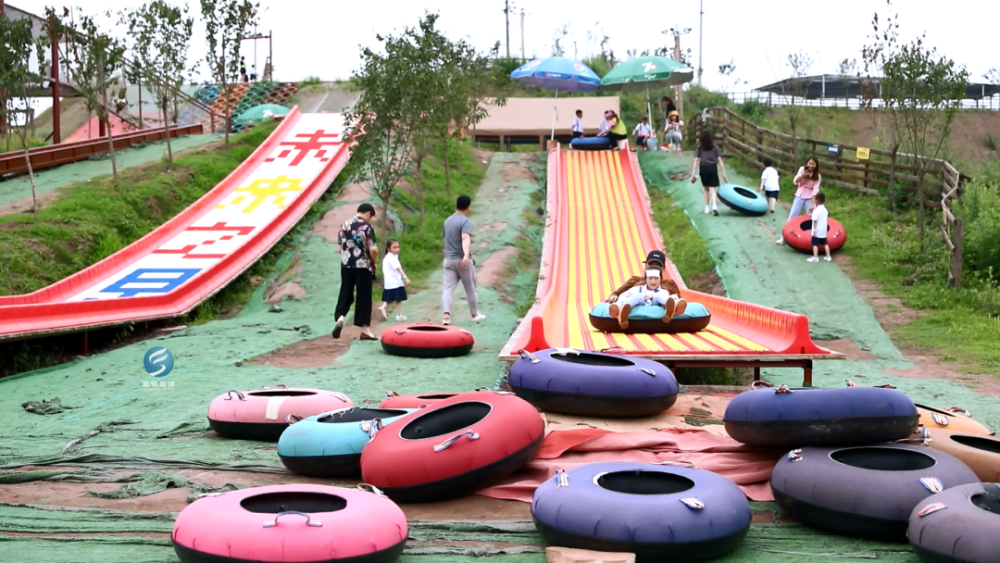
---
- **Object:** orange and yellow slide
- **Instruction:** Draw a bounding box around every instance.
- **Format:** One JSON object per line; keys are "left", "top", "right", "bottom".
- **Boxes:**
{"left": 500, "top": 146, "right": 840, "bottom": 364}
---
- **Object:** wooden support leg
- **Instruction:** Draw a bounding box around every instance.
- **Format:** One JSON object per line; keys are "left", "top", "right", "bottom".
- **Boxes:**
{"left": 82, "top": 331, "right": 89, "bottom": 356}
{"left": 803, "top": 360, "right": 813, "bottom": 387}
{"left": 753, "top": 366, "right": 761, "bottom": 382}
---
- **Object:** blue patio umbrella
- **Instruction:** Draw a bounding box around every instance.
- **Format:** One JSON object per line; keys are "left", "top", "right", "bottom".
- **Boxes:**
{"left": 511, "top": 57, "right": 602, "bottom": 140}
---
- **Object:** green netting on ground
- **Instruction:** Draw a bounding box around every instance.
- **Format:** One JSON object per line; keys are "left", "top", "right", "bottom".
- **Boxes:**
{"left": 0, "top": 154, "right": 543, "bottom": 472}
{"left": 638, "top": 151, "right": 1000, "bottom": 430}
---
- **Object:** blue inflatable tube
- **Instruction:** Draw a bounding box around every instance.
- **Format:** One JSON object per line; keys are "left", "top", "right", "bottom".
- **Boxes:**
{"left": 277, "top": 407, "right": 414, "bottom": 477}
{"left": 717, "top": 184, "right": 769, "bottom": 216}
{"left": 509, "top": 348, "right": 678, "bottom": 417}
{"left": 723, "top": 383, "right": 918, "bottom": 448}
{"left": 532, "top": 461, "right": 751, "bottom": 563}
{"left": 570, "top": 137, "right": 612, "bottom": 151}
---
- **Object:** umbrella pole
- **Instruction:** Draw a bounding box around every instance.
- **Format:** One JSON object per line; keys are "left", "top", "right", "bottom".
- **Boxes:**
{"left": 646, "top": 85, "right": 653, "bottom": 146}
{"left": 551, "top": 89, "right": 558, "bottom": 143}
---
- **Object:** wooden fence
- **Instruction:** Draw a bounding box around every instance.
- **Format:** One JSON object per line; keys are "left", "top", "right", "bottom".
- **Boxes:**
{"left": 687, "top": 107, "right": 966, "bottom": 288}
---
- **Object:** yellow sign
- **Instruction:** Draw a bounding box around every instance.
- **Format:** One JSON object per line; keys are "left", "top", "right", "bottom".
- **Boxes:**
{"left": 856, "top": 147, "right": 870, "bottom": 160}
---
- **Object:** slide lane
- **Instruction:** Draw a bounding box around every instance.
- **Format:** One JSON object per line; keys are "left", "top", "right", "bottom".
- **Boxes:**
{"left": 501, "top": 146, "right": 835, "bottom": 360}
{"left": 0, "top": 109, "right": 350, "bottom": 340}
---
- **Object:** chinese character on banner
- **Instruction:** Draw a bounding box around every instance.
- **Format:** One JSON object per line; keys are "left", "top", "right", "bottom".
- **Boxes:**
{"left": 168, "top": 381, "right": 175, "bottom": 387}
{"left": 215, "top": 176, "right": 304, "bottom": 214}
{"left": 98, "top": 269, "right": 202, "bottom": 298}
{"left": 143, "top": 381, "right": 150, "bottom": 388}
{"left": 265, "top": 130, "right": 341, "bottom": 166}
{"left": 152, "top": 222, "right": 256, "bottom": 260}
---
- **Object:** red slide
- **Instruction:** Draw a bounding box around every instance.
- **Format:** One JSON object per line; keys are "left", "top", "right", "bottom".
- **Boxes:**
{"left": 500, "top": 146, "right": 837, "bottom": 361}
{"left": 0, "top": 109, "right": 350, "bottom": 341}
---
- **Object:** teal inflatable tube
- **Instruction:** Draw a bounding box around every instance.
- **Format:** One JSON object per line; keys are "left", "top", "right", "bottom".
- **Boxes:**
{"left": 718, "top": 184, "right": 769, "bottom": 216}
{"left": 278, "top": 407, "right": 415, "bottom": 477}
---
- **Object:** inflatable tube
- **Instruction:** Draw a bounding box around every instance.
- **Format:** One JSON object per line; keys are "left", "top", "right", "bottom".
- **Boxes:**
{"left": 926, "top": 430, "right": 1000, "bottom": 482}
{"left": 380, "top": 391, "right": 462, "bottom": 409}
{"left": 360, "top": 391, "right": 545, "bottom": 503}
{"left": 532, "top": 461, "right": 751, "bottom": 563}
{"left": 509, "top": 348, "right": 678, "bottom": 417}
{"left": 723, "top": 382, "right": 918, "bottom": 448}
{"left": 916, "top": 404, "right": 993, "bottom": 435}
{"left": 717, "top": 184, "right": 768, "bottom": 216}
{"left": 908, "top": 482, "right": 1000, "bottom": 563}
{"left": 589, "top": 302, "right": 711, "bottom": 334}
{"left": 380, "top": 324, "right": 474, "bottom": 358}
{"left": 208, "top": 386, "right": 353, "bottom": 442}
{"left": 771, "top": 443, "right": 979, "bottom": 541}
{"left": 782, "top": 217, "right": 847, "bottom": 253}
{"left": 278, "top": 407, "right": 415, "bottom": 478}
{"left": 173, "top": 484, "right": 407, "bottom": 563}
{"left": 569, "top": 137, "right": 612, "bottom": 151}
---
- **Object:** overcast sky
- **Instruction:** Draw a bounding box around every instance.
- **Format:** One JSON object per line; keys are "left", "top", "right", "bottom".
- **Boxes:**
{"left": 11, "top": 0, "right": 997, "bottom": 91}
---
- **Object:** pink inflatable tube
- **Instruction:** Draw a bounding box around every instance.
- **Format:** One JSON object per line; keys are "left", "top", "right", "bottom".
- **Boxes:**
{"left": 208, "top": 385, "right": 353, "bottom": 442}
{"left": 173, "top": 484, "right": 407, "bottom": 563}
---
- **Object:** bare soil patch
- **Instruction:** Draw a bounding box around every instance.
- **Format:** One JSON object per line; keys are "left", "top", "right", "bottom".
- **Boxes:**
{"left": 250, "top": 322, "right": 387, "bottom": 368}
{"left": 265, "top": 282, "right": 306, "bottom": 305}
{"left": 479, "top": 221, "right": 508, "bottom": 233}
{"left": 686, "top": 270, "right": 726, "bottom": 296}
{"left": 0, "top": 190, "right": 64, "bottom": 218}
{"left": 477, "top": 246, "right": 518, "bottom": 289}
{"left": 815, "top": 338, "right": 874, "bottom": 360}
{"left": 471, "top": 148, "right": 492, "bottom": 170}
{"left": 501, "top": 161, "right": 537, "bottom": 183}
{"left": 337, "top": 181, "right": 371, "bottom": 202}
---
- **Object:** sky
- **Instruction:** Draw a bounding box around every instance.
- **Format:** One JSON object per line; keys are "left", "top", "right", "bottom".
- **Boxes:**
{"left": 9, "top": 0, "right": 998, "bottom": 92}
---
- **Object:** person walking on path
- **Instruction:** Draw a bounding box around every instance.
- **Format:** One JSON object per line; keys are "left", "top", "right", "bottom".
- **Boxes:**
{"left": 377, "top": 239, "right": 412, "bottom": 322}
{"left": 332, "top": 203, "right": 379, "bottom": 340}
{"left": 442, "top": 195, "right": 486, "bottom": 326}
{"left": 777, "top": 157, "right": 822, "bottom": 244}
{"left": 690, "top": 130, "right": 728, "bottom": 216}
{"left": 759, "top": 157, "right": 780, "bottom": 213}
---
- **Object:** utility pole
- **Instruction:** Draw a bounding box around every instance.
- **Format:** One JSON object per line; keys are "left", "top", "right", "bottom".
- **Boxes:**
{"left": 520, "top": 9, "right": 525, "bottom": 60}
{"left": 698, "top": 0, "right": 704, "bottom": 84}
{"left": 504, "top": 0, "right": 510, "bottom": 58}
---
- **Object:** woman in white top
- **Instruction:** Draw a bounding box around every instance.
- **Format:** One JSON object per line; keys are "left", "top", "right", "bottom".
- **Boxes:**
{"left": 377, "top": 239, "right": 412, "bottom": 321}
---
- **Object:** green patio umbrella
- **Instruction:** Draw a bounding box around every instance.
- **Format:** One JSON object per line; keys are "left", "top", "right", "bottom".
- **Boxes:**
{"left": 601, "top": 56, "right": 695, "bottom": 132}
{"left": 234, "top": 103, "right": 290, "bottom": 125}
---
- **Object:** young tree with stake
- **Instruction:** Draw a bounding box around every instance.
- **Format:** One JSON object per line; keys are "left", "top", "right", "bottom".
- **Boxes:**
{"left": 46, "top": 8, "right": 127, "bottom": 182}
{"left": 123, "top": 1, "right": 194, "bottom": 167}
{"left": 201, "top": 0, "right": 259, "bottom": 145}
{"left": 0, "top": 16, "right": 46, "bottom": 220}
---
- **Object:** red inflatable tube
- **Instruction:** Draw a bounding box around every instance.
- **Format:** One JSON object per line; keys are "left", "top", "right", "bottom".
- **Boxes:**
{"left": 782, "top": 216, "right": 847, "bottom": 253}
{"left": 361, "top": 391, "right": 545, "bottom": 503}
{"left": 380, "top": 391, "right": 463, "bottom": 409}
{"left": 380, "top": 324, "right": 475, "bottom": 358}
{"left": 208, "top": 386, "right": 352, "bottom": 442}
{"left": 172, "top": 483, "right": 407, "bottom": 563}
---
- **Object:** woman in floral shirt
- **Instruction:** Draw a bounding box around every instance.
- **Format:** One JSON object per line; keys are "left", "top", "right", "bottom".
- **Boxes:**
{"left": 332, "top": 203, "right": 379, "bottom": 340}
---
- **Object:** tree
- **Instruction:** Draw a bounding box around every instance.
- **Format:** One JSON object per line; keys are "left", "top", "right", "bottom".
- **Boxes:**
{"left": 837, "top": 58, "right": 858, "bottom": 107}
{"left": 123, "top": 1, "right": 194, "bottom": 167}
{"left": 201, "top": 0, "right": 259, "bottom": 145}
{"left": 0, "top": 15, "right": 46, "bottom": 220}
{"left": 47, "top": 8, "right": 127, "bottom": 182}
{"left": 718, "top": 59, "right": 747, "bottom": 92}
{"left": 345, "top": 14, "right": 444, "bottom": 231}
{"left": 984, "top": 68, "right": 1000, "bottom": 87}
{"left": 779, "top": 50, "right": 814, "bottom": 154}
{"left": 862, "top": 0, "right": 968, "bottom": 251}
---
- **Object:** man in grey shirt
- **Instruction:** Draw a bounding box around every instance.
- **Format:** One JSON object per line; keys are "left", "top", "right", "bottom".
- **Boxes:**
{"left": 442, "top": 195, "right": 486, "bottom": 325}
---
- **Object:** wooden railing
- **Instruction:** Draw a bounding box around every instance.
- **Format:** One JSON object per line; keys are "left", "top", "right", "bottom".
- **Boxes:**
{"left": 688, "top": 107, "right": 966, "bottom": 288}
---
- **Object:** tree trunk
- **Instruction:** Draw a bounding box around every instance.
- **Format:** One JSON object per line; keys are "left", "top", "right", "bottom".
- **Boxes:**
{"left": 101, "top": 89, "right": 119, "bottom": 182}
{"left": 163, "top": 99, "right": 173, "bottom": 167}
{"left": 443, "top": 140, "right": 452, "bottom": 195}
{"left": 415, "top": 153, "right": 426, "bottom": 227}
{"left": 380, "top": 193, "right": 391, "bottom": 233}
{"left": 22, "top": 146, "right": 39, "bottom": 221}
{"left": 917, "top": 170, "right": 926, "bottom": 253}
{"left": 888, "top": 147, "right": 899, "bottom": 213}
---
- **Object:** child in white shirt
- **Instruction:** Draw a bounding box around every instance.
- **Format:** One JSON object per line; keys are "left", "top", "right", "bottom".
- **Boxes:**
{"left": 378, "top": 239, "right": 413, "bottom": 321}
{"left": 633, "top": 117, "right": 652, "bottom": 151}
{"left": 759, "top": 157, "right": 780, "bottom": 213}
{"left": 571, "top": 110, "right": 584, "bottom": 139}
{"left": 608, "top": 269, "right": 687, "bottom": 328}
{"left": 807, "top": 193, "right": 832, "bottom": 263}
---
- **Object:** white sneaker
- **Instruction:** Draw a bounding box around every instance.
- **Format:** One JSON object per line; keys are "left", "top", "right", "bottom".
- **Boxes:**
{"left": 824, "top": 256, "right": 833, "bottom": 262}
{"left": 704, "top": 205, "right": 710, "bottom": 214}
{"left": 396, "top": 314, "right": 408, "bottom": 321}
{"left": 472, "top": 313, "right": 487, "bottom": 322}
{"left": 806, "top": 257, "right": 819, "bottom": 263}
{"left": 442, "top": 317, "right": 451, "bottom": 325}
{"left": 776, "top": 237, "right": 784, "bottom": 244}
